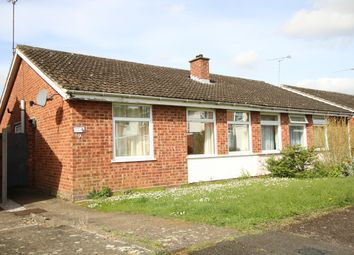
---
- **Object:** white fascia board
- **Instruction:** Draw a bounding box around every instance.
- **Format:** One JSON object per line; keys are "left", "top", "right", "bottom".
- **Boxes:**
{"left": 67, "top": 90, "right": 352, "bottom": 117}
{"left": 0, "top": 53, "right": 22, "bottom": 120}
{"left": 281, "top": 85, "right": 354, "bottom": 113}
{"left": 16, "top": 49, "right": 69, "bottom": 100}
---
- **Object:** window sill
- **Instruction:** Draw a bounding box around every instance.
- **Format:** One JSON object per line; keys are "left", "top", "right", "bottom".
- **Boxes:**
{"left": 187, "top": 154, "right": 218, "bottom": 159}
{"left": 261, "top": 150, "right": 281, "bottom": 155}
{"left": 187, "top": 152, "right": 281, "bottom": 160}
{"left": 228, "top": 151, "right": 253, "bottom": 156}
{"left": 111, "top": 157, "right": 156, "bottom": 163}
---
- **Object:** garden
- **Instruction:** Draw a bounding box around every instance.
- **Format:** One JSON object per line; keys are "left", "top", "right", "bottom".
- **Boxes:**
{"left": 84, "top": 118, "right": 354, "bottom": 231}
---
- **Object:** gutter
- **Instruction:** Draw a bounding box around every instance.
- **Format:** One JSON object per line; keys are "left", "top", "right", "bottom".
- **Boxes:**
{"left": 66, "top": 89, "right": 352, "bottom": 117}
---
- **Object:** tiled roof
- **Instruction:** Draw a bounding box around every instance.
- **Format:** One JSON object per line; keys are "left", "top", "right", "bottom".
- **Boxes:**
{"left": 285, "top": 85, "right": 354, "bottom": 111}
{"left": 17, "top": 45, "right": 350, "bottom": 114}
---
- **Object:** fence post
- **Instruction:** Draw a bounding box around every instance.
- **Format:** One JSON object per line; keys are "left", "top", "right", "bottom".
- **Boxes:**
{"left": 2, "top": 128, "right": 7, "bottom": 204}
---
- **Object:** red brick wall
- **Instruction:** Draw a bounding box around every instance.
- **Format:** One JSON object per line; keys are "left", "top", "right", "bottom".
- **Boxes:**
{"left": 251, "top": 111, "right": 262, "bottom": 153}
{"left": 71, "top": 102, "right": 188, "bottom": 199}
{"left": 0, "top": 61, "right": 74, "bottom": 199}
{"left": 1, "top": 58, "right": 336, "bottom": 200}
{"left": 190, "top": 58, "right": 209, "bottom": 80}
{"left": 306, "top": 115, "right": 314, "bottom": 148}
{"left": 216, "top": 109, "right": 228, "bottom": 154}
{"left": 281, "top": 113, "right": 290, "bottom": 148}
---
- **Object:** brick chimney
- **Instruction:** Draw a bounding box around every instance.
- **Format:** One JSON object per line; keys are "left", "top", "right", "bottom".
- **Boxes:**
{"left": 189, "top": 54, "right": 210, "bottom": 83}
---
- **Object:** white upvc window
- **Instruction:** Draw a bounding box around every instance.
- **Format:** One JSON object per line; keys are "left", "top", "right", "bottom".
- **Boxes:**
{"left": 289, "top": 115, "right": 307, "bottom": 147}
{"left": 261, "top": 113, "right": 281, "bottom": 152}
{"left": 187, "top": 109, "right": 216, "bottom": 155}
{"left": 227, "top": 111, "right": 251, "bottom": 153}
{"left": 112, "top": 104, "right": 154, "bottom": 162}
{"left": 313, "top": 115, "right": 328, "bottom": 149}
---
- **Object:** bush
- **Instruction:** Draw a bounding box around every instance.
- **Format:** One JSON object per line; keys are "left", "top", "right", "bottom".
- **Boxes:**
{"left": 266, "top": 145, "right": 354, "bottom": 178}
{"left": 315, "top": 160, "right": 354, "bottom": 178}
{"left": 266, "top": 145, "right": 317, "bottom": 178}
{"left": 87, "top": 186, "right": 112, "bottom": 199}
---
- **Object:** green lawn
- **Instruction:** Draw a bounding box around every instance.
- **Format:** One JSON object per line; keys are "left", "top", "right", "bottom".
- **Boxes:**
{"left": 85, "top": 177, "right": 354, "bottom": 231}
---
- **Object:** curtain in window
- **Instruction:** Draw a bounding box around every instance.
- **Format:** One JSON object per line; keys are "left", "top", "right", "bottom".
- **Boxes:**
{"left": 115, "top": 121, "right": 150, "bottom": 157}
{"left": 290, "top": 126, "right": 304, "bottom": 146}
{"left": 262, "top": 126, "right": 277, "bottom": 150}
{"left": 187, "top": 122, "right": 214, "bottom": 154}
{"left": 234, "top": 125, "right": 249, "bottom": 151}
{"left": 204, "top": 123, "right": 214, "bottom": 154}
{"left": 228, "top": 125, "right": 249, "bottom": 151}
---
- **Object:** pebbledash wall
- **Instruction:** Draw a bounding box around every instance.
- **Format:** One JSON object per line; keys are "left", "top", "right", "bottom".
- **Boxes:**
{"left": 1, "top": 60, "right": 324, "bottom": 200}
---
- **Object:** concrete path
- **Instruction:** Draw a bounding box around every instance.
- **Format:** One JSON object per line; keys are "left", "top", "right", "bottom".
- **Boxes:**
{"left": 3, "top": 189, "right": 354, "bottom": 254}
{"left": 0, "top": 211, "right": 145, "bottom": 255}
{"left": 5, "top": 189, "right": 238, "bottom": 254}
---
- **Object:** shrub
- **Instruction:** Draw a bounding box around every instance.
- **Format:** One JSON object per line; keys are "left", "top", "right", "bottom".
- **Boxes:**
{"left": 87, "top": 186, "right": 112, "bottom": 199}
{"left": 340, "top": 161, "right": 354, "bottom": 176}
{"left": 266, "top": 145, "right": 317, "bottom": 178}
{"left": 315, "top": 160, "right": 354, "bottom": 178}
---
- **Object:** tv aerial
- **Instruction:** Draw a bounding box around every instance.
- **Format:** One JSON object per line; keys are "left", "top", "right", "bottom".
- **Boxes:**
{"left": 268, "top": 55, "right": 292, "bottom": 85}
{"left": 334, "top": 68, "right": 354, "bottom": 73}
{"left": 8, "top": 0, "right": 18, "bottom": 55}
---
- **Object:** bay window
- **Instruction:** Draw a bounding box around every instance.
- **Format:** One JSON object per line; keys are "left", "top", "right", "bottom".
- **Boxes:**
{"left": 313, "top": 116, "right": 328, "bottom": 149}
{"left": 227, "top": 111, "right": 251, "bottom": 152}
{"left": 289, "top": 115, "right": 307, "bottom": 147}
{"left": 113, "top": 104, "right": 153, "bottom": 161}
{"left": 187, "top": 109, "right": 215, "bottom": 155}
{"left": 261, "top": 114, "right": 280, "bottom": 151}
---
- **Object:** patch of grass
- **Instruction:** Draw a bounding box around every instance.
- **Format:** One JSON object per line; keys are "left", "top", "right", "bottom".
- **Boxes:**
{"left": 86, "top": 177, "right": 354, "bottom": 231}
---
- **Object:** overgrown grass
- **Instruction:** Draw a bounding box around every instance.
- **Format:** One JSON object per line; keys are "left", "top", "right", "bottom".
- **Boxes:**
{"left": 85, "top": 177, "right": 354, "bottom": 231}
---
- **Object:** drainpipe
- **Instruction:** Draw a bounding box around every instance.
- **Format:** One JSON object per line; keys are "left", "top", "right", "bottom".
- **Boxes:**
{"left": 20, "top": 99, "right": 25, "bottom": 133}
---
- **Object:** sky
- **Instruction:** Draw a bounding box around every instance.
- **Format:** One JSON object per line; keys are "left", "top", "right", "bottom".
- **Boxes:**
{"left": 0, "top": 0, "right": 353, "bottom": 95}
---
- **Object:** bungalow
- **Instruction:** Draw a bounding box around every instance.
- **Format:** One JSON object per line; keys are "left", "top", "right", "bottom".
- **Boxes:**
{"left": 0, "top": 45, "right": 352, "bottom": 200}
{"left": 282, "top": 85, "right": 354, "bottom": 155}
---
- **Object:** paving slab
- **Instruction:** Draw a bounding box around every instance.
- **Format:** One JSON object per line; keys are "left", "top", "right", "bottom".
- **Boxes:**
{"left": 0, "top": 212, "right": 146, "bottom": 255}
{"left": 9, "top": 189, "right": 238, "bottom": 253}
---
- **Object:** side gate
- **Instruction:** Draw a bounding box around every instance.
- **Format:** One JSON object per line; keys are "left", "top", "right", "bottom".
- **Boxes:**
{"left": 7, "top": 133, "right": 28, "bottom": 187}
{"left": 1, "top": 130, "right": 28, "bottom": 204}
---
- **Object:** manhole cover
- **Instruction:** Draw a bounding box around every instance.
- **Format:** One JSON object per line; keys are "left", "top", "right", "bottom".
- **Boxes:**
{"left": 13, "top": 208, "right": 47, "bottom": 216}
{"left": 297, "top": 247, "right": 328, "bottom": 255}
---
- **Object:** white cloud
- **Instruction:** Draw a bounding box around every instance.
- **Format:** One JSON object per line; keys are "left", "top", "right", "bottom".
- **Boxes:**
{"left": 283, "top": 0, "right": 354, "bottom": 39}
{"left": 232, "top": 50, "right": 260, "bottom": 70}
{"left": 296, "top": 78, "right": 354, "bottom": 95}
{"left": 167, "top": 4, "right": 185, "bottom": 15}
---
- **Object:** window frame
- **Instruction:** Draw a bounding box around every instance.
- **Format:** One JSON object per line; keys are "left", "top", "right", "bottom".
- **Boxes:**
{"left": 227, "top": 111, "right": 252, "bottom": 154}
{"left": 289, "top": 114, "right": 308, "bottom": 124}
{"left": 186, "top": 108, "right": 217, "bottom": 157}
{"left": 112, "top": 103, "right": 154, "bottom": 163}
{"left": 289, "top": 124, "right": 307, "bottom": 148}
{"left": 313, "top": 115, "right": 328, "bottom": 150}
{"left": 288, "top": 115, "right": 307, "bottom": 148}
{"left": 260, "top": 113, "right": 282, "bottom": 153}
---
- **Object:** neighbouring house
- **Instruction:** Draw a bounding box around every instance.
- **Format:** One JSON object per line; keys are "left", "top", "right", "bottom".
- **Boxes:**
{"left": 0, "top": 45, "right": 352, "bottom": 200}
{"left": 282, "top": 85, "right": 354, "bottom": 155}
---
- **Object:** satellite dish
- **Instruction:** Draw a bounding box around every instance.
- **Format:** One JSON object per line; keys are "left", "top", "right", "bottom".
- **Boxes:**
{"left": 36, "top": 89, "right": 48, "bottom": 107}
